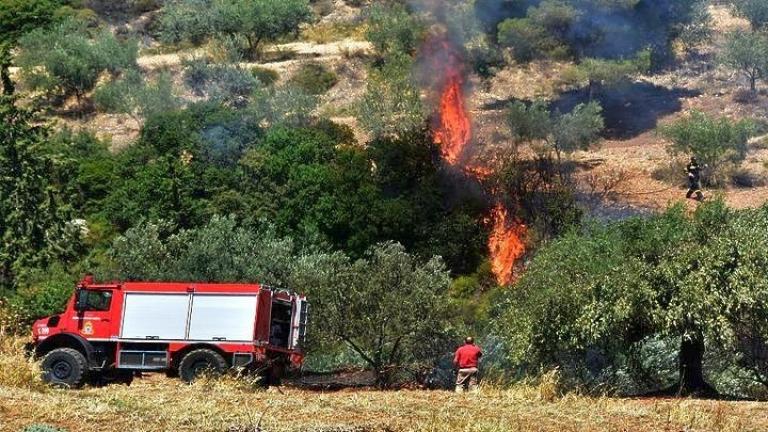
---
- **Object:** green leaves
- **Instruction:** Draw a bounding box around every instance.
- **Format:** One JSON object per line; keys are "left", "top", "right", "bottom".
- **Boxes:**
{"left": 16, "top": 19, "right": 138, "bottom": 105}
{"left": 160, "top": 0, "right": 312, "bottom": 59}
{"left": 661, "top": 110, "right": 756, "bottom": 187}
{"left": 496, "top": 199, "right": 768, "bottom": 393}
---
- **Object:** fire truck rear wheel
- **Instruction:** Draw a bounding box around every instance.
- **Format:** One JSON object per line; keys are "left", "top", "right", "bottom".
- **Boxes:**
{"left": 41, "top": 347, "right": 88, "bottom": 388}
{"left": 178, "top": 349, "right": 228, "bottom": 383}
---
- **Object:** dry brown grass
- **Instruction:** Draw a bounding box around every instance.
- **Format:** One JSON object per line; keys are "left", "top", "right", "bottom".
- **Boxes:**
{"left": 2, "top": 335, "right": 768, "bottom": 432}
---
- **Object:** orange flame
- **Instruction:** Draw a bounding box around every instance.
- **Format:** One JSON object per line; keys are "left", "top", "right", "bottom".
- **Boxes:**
{"left": 428, "top": 35, "right": 526, "bottom": 285}
{"left": 434, "top": 71, "right": 471, "bottom": 165}
{"left": 488, "top": 204, "right": 526, "bottom": 286}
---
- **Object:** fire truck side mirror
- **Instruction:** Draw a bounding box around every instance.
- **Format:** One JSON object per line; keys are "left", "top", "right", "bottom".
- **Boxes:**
{"left": 75, "top": 290, "right": 88, "bottom": 312}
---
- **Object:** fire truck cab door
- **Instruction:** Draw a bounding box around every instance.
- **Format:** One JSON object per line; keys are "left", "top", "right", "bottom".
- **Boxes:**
{"left": 74, "top": 289, "right": 116, "bottom": 339}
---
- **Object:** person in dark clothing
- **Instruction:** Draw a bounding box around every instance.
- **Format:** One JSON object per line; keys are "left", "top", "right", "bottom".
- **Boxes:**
{"left": 685, "top": 157, "right": 704, "bottom": 201}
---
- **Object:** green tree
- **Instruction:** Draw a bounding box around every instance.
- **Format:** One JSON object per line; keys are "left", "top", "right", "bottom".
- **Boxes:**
{"left": 0, "top": 0, "right": 73, "bottom": 95}
{"left": 506, "top": 100, "right": 604, "bottom": 169}
{"left": 160, "top": 0, "right": 312, "bottom": 60}
{"left": 16, "top": 20, "right": 138, "bottom": 107}
{"left": 0, "top": 97, "right": 79, "bottom": 290}
{"left": 297, "top": 242, "right": 454, "bottom": 387}
{"left": 560, "top": 51, "right": 652, "bottom": 100}
{"left": 365, "top": 3, "right": 425, "bottom": 59}
{"left": 94, "top": 70, "right": 181, "bottom": 123}
{"left": 679, "top": 1, "right": 713, "bottom": 55}
{"left": 732, "top": 0, "right": 768, "bottom": 31}
{"left": 496, "top": 201, "right": 768, "bottom": 396}
{"left": 720, "top": 31, "right": 768, "bottom": 94}
{"left": 358, "top": 53, "right": 425, "bottom": 138}
{"left": 661, "top": 110, "right": 755, "bottom": 187}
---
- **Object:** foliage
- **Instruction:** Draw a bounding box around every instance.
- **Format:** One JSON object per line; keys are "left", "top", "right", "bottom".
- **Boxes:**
{"left": 732, "top": 0, "right": 768, "bottom": 31}
{"left": 365, "top": 2, "right": 425, "bottom": 59}
{"left": 16, "top": 19, "right": 138, "bottom": 105}
{"left": 358, "top": 53, "right": 425, "bottom": 138}
{"left": 293, "top": 241, "right": 454, "bottom": 387}
{"left": 678, "top": 1, "right": 713, "bottom": 54}
{"left": 720, "top": 31, "right": 768, "bottom": 93}
{"left": 496, "top": 201, "right": 768, "bottom": 396}
{"left": 103, "top": 216, "right": 296, "bottom": 286}
{"left": 506, "top": 100, "right": 604, "bottom": 163}
{"left": 560, "top": 51, "right": 652, "bottom": 99}
{"left": 496, "top": 0, "right": 700, "bottom": 68}
{"left": 661, "top": 111, "right": 756, "bottom": 187}
{"left": 94, "top": 70, "right": 181, "bottom": 121}
{"left": 288, "top": 62, "right": 338, "bottom": 95}
{"left": 22, "top": 425, "right": 67, "bottom": 432}
{"left": 103, "top": 219, "right": 456, "bottom": 386}
{"left": 250, "top": 66, "right": 279, "bottom": 87}
{"left": 182, "top": 58, "right": 260, "bottom": 104}
{"left": 0, "top": 97, "right": 80, "bottom": 291}
{"left": 7, "top": 265, "right": 76, "bottom": 327}
{"left": 160, "top": 0, "right": 313, "bottom": 59}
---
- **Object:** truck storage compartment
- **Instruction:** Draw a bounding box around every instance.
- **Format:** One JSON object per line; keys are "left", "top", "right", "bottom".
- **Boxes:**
{"left": 120, "top": 293, "right": 189, "bottom": 340}
{"left": 187, "top": 294, "right": 258, "bottom": 341}
{"left": 118, "top": 350, "right": 169, "bottom": 369}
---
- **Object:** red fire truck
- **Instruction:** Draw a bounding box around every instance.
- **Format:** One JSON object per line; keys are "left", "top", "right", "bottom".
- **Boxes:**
{"left": 30, "top": 275, "right": 308, "bottom": 388}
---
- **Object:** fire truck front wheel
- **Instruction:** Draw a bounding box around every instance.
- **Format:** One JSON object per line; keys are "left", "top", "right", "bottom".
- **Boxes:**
{"left": 41, "top": 348, "right": 88, "bottom": 388}
{"left": 178, "top": 349, "right": 228, "bottom": 383}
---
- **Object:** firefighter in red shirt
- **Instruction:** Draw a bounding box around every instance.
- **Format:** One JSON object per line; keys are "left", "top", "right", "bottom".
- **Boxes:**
{"left": 453, "top": 336, "right": 482, "bottom": 393}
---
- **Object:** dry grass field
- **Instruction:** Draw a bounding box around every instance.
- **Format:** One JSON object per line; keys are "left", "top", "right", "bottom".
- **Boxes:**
{"left": 2, "top": 335, "right": 768, "bottom": 432}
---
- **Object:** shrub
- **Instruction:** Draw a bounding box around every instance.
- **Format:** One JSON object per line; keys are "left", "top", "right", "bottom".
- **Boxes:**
{"left": 160, "top": 0, "right": 313, "bottom": 60}
{"left": 661, "top": 110, "right": 756, "bottom": 187}
{"left": 365, "top": 3, "right": 425, "bottom": 59}
{"left": 16, "top": 19, "right": 138, "bottom": 106}
{"left": 250, "top": 66, "right": 279, "bottom": 86}
{"left": 182, "top": 58, "right": 261, "bottom": 103}
{"left": 94, "top": 70, "right": 180, "bottom": 121}
{"left": 288, "top": 62, "right": 337, "bottom": 95}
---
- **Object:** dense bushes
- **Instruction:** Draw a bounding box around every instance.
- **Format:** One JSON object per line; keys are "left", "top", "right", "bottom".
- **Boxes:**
{"left": 288, "top": 62, "right": 338, "bottom": 95}
{"left": 496, "top": 201, "right": 768, "bottom": 398}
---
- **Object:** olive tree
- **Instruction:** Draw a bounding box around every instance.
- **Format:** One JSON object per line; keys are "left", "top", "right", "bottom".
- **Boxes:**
{"left": 160, "top": 0, "right": 312, "bottom": 60}
{"left": 358, "top": 53, "right": 426, "bottom": 138}
{"left": 506, "top": 100, "right": 604, "bottom": 170}
{"left": 661, "top": 110, "right": 755, "bottom": 187}
{"left": 294, "top": 242, "right": 454, "bottom": 387}
{"left": 496, "top": 200, "right": 768, "bottom": 397}
{"left": 93, "top": 70, "right": 181, "bottom": 123}
{"left": 732, "top": 0, "right": 768, "bottom": 31}
{"left": 15, "top": 20, "right": 138, "bottom": 107}
{"left": 720, "top": 31, "right": 768, "bottom": 94}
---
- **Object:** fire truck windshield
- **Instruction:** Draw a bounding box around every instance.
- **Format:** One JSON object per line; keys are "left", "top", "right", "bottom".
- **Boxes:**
{"left": 77, "top": 290, "right": 113, "bottom": 311}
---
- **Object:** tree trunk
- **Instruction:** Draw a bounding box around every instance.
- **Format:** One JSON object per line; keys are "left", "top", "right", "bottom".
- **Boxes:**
{"left": 676, "top": 332, "right": 717, "bottom": 397}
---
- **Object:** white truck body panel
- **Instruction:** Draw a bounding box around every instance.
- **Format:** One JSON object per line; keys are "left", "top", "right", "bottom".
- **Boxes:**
{"left": 120, "top": 293, "right": 189, "bottom": 340}
{"left": 187, "top": 294, "right": 258, "bottom": 341}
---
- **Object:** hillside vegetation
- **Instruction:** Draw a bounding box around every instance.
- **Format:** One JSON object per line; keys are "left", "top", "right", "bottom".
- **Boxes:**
{"left": 4, "top": 1, "right": 768, "bottom": 428}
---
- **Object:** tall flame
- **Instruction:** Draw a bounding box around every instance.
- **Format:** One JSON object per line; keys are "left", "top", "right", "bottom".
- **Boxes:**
{"left": 488, "top": 204, "right": 526, "bottom": 286}
{"left": 434, "top": 71, "right": 471, "bottom": 165}
{"left": 427, "top": 34, "right": 526, "bottom": 285}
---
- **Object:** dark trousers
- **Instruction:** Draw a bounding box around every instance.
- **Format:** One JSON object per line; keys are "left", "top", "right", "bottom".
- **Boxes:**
{"left": 686, "top": 179, "right": 703, "bottom": 200}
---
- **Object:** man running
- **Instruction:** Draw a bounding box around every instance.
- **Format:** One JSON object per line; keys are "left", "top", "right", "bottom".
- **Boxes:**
{"left": 453, "top": 337, "right": 482, "bottom": 393}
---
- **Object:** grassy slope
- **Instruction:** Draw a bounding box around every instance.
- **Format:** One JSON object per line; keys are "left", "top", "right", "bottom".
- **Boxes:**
{"left": 3, "top": 377, "right": 768, "bottom": 432}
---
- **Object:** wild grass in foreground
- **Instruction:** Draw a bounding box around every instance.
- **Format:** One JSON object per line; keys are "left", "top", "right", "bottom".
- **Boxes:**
{"left": 2, "top": 334, "right": 768, "bottom": 432}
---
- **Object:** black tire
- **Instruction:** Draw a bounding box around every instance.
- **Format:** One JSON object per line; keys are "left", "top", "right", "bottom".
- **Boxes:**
{"left": 178, "top": 349, "right": 228, "bottom": 383}
{"left": 41, "top": 348, "right": 88, "bottom": 388}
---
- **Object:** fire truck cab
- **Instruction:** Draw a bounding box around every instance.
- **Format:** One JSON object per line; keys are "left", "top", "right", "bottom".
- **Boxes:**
{"left": 30, "top": 275, "right": 308, "bottom": 388}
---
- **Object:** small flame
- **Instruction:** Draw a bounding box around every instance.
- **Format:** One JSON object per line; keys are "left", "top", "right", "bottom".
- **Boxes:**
{"left": 488, "top": 204, "right": 526, "bottom": 286}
